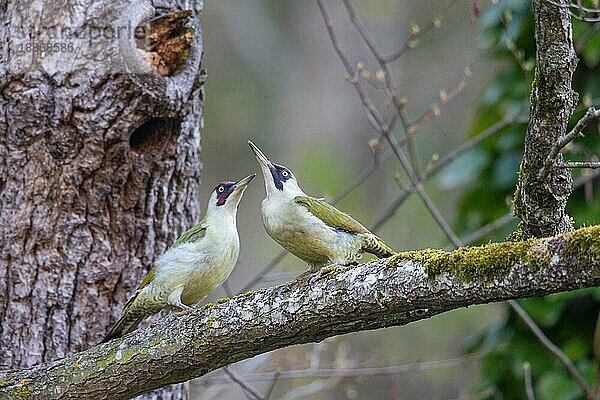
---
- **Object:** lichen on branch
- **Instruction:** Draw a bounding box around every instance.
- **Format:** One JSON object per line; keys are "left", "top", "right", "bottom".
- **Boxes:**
{"left": 1, "top": 225, "right": 599, "bottom": 400}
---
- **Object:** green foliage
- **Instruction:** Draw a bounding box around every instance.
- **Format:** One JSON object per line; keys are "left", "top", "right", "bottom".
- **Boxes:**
{"left": 463, "top": 1, "right": 600, "bottom": 399}
{"left": 468, "top": 290, "right": 600, "bottom": 400}
{"left": 456, "top": 1, "right": 600, "bottom": 238}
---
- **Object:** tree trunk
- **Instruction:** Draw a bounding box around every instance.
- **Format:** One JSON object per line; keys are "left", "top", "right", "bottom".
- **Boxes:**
{"left": 0, "top": 0, "right": 204, "bottom": 398}
{"left": 513, "top": 0, "right": 578, "bottom": 238}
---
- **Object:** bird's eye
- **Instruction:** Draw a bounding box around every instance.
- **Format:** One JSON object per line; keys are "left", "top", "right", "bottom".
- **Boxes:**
{"left": 281, "top": 170, "right": 289, "bottom": 177}
{"left": 218, "top": 186, "right": 225, "bottom": 193}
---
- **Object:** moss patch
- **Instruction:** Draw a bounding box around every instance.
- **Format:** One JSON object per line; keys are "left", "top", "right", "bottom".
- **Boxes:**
{"left": 116, "top": 348, "right": 138, "bottom": 365}
{"left": 563, "top": 225, "right": 600, "bottom": 261}
{"left": 320, "top": 265, "right": 339, "bottom": 276}
{"left": 391, "top": 239, "right": 545, "bottom": 282}
{"left": 205, "top": 317, "right": 217, "bottom": 329}
{"left": 10, "top": 379, "right": 31, "bottom": 399}
{"left": 96, "top": 351, "right": 117, "bottom": 370}
{"left": 391, "top": 225, "right": 600, "bottom": 282}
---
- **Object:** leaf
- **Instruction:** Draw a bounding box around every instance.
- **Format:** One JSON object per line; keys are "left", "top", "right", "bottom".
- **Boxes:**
{"left": 437, "top": 150, "right": 490, "bottom": 189}
{"left": 537, "top": 371, "right": 581, "bottom": 400}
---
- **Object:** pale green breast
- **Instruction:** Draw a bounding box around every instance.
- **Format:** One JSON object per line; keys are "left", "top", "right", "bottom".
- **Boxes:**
{"left": 180, "top": 236, "right": 239, "bottom": 305}
{"left": 271, "top": 227, "right": 332, "bottom": 266}
{"left": 263, "top": 197, "right": 341, "bottom": 267}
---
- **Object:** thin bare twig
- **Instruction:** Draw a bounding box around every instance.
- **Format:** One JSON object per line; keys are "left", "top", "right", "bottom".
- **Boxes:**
{"left": 541, "top": 107, "right": 600, "bottom": 179}
{"left": 508, "top": 300, "right": 592, "bottom": 398}
{"left": 493, "top": 0, "right": 533, "bottom": 76}
{"left": 523, "top": 361, "right": 536, "bottom": 400}
{"left": 556, "top": 161, "right": 600, "bottom": 169}
{"left": 459, "top": 213, "right": 516, "bottom": 246}
{"left": 545, "top": 0, "right": 600, "bottom": 13}
{"left": 341, "top": 0, "right": 420, "bottom": 173}
{"left": 241, "top": 251, "right": 288, "bottom": 292}
{"left": 317, "top": 0, "right": 463, "bottom": 247}
{"left": 382, "top": 0, "right": 461, "bottom": 62}
{"left": 407, "top": 64, "right": 473, "bottom": 135}
{"left": 543, "top": 0, "right": 600, "bottom": 22}
{"left": 202, "top": 353, "right": 484, "bottom": 383}
{"left": 373, "top": 114, "right": 528, "bottom": 231}
{"left": 330, "top": 156, "right": 383, "bottom": 204}
{"left": 223, "top": 366, "right": 265, "bottom": 400}
{"left": 264, "top": 371, "right": 280, "bottom": 400}
{"left": 281, "top": 377, "right": 340, "bottom": 400}
{"left": 387, "top": 130, "right": 464, "bottom": 246}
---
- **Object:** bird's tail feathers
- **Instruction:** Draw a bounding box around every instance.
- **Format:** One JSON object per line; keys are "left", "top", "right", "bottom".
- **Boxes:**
{"left": 364, "top": 234, "right": 395, "bottom": 258}
{"left": 100, "top": 308, "right": 146, "bottom": 344}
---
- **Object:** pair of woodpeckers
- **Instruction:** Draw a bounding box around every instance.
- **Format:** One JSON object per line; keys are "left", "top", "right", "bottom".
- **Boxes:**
{"left": 102, "top": 141, "right": 395, "bottom": 342}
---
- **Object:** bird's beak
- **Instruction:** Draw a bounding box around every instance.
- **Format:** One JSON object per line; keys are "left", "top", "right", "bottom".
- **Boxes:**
{"left": 248, "top": 140, "right": 274, "bottom": 171}
{"left": 233, "top": 173, "right": 256, "bottom": 192}
{"left": 225, "top": 173, "right": 255, "bottom": 208}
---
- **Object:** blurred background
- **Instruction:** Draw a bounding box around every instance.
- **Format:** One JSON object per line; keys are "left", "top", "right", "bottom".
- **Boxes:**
{"left": 189, "top": 0, "right": 600, "bottom": 399}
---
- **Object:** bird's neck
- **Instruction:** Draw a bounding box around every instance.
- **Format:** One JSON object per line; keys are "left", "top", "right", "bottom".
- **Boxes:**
{"left": 203, "top": 204, "right": 238, "bottom": 230}
{"left": 266, "top": 185, "right": 305, "bottom": 202}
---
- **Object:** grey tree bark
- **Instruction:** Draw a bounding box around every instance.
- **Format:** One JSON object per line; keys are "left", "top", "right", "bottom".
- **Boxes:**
{"left": 513, "top": 0, "right": 578, "bottom": 238}
{"left": 1, "top": 225, "right": 599, "bottom": 399}
{"left": 0, "top": 1, "right": 204, "bottom": 398}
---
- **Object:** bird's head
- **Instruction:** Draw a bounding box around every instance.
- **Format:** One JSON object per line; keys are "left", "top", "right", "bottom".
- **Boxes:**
{"left": 248, "top": 140, "right": 303, "bottom": 197}
{"left": 207, "top": 174, "right": 256, "bottom": 215}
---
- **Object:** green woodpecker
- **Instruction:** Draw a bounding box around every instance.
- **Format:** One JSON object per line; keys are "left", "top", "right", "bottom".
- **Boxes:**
{"left": 248, "top": 140, "right": 395, "bottom": 276}
{"left": 102, "top": 174, "right": 255, "bottom": 342}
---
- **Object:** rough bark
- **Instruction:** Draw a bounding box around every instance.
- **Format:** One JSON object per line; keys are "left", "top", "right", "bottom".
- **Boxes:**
{"left": 0, "top": 0, "right": 204, "bottom": 398}
{"left": 513, "top": 0, "right": 578, "bottom": 238}
{"left": 0, "top": 226, "right": 599, "bottom": 400}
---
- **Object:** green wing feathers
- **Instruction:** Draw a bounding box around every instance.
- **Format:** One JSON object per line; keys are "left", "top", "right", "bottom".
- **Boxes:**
{"left": 101, "top": 223, "right": 207, "bottom": 343}
{"left": 170, "top": 222, "right": 207, "bottom": 249}
{"left": 294, "top": 195, "right": 395, "bottom": 258}
{"left": 137, "top": 266, "right": 157, "bottom": 290}
{"left": 294, "top": 196, "right": 370, "bottom": 234}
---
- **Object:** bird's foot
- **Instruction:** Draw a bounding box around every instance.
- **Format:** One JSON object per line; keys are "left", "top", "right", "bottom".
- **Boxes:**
{"left": 295, "top": 269, "right": 314, "bottom": 280}
{"left": 174, "top": 303, "right": 195, "bottom": 315}
{"left": 295, "top": 265, "right": 325, "bottom": 281}
{"left": 318, "top": 262, "right": 347, "bottom": 277}
{"left": 296, "top": 262, "right": 351, "bottom": 281}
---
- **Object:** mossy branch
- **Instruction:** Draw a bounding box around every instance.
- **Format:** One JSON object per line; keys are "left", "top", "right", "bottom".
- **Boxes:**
{"left": 2, "top": 226, "right": 600, "bottom": 400}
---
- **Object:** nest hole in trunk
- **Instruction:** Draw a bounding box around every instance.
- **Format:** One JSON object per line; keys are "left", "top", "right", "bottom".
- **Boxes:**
{"left": 129, "top": 117, "right": 181, "bottom": 157}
